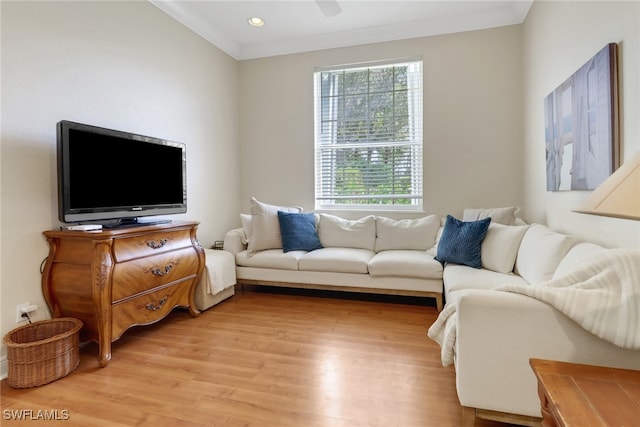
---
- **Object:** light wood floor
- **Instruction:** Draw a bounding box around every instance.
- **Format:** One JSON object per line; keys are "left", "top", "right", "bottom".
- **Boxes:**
{"left": 2, "top": 287, "right": 519, "bottom": 426}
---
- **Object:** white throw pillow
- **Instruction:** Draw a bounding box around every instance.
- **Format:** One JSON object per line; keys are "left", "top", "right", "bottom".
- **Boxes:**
{"left": 481, "top": 223, "right": 529, "bottom": 273}
{"left": 426, "top": 226, "right": 444, "bottom": 256}
{"left": 463, "top": 206, "right": 519, "bottom": 225}
{"left": 374, "top": 215, "right": 440, "bottom": 252}
{"left": 240, "top": 213, "right": 251, "bottom": 244}
{"left": 247, "top": 197, "right": 302, "bottom": 255}
{"left": 317, "top": 214, "right": 376, "bottom": 251}
{"left": 514, "top": 223, "right": 579, "bottom": 284}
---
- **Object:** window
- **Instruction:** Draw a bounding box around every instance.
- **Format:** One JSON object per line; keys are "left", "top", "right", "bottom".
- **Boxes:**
{"left": 314, "top": 58, "right": 423, "bottom": 210}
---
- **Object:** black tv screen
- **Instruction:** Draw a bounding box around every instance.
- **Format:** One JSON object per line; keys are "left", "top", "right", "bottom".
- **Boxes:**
{"left": 57, "top": 120, "right": 187, "bottom": 225}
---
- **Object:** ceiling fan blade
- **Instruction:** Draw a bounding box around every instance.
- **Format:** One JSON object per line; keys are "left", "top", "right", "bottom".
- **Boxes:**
{"left": 316, "top": 0, "right": 342, "bottom": 17}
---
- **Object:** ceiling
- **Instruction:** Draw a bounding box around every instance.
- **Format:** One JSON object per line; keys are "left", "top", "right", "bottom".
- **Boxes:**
{"left": 150, "top": 0, "right": 533, "bottom": 60}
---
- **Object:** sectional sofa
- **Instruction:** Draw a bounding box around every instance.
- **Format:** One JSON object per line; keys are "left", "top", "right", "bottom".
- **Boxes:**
{"left": 224, "top": 198, "right": 451, "bottom": 310}
{"left": 222, "top": 198, "right": 640, "bottom": 425}
{"left": 429, "top": 222, "right": 640, "bottom": 425}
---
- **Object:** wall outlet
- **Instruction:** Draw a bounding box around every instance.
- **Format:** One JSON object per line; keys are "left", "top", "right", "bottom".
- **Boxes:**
{"left": 15, "top": 302, "right": 35, "bottom": 323}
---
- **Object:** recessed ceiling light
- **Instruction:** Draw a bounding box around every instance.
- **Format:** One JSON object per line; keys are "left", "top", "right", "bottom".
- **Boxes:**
{"left": 247, "top": 17, "right": 265, "bottom": 27}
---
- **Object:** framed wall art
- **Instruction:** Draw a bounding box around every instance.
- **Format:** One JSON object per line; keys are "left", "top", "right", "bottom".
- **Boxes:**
{"left": 544, "top": 43, "right": 619, "bottom": 191}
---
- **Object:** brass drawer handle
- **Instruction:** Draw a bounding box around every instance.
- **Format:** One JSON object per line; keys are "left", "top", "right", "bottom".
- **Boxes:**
{"left": 150, "top": 264, "right": 173, "bottom": 277}
{"left": 145, "top": 296, "right": 168, "bottom": 311}
{"left": 146, "top": 238, "right": 168, "bottom": 249}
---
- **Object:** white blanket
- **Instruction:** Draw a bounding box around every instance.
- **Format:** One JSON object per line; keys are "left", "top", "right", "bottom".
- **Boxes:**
{"left": 427, "top": 300, "right": 459, "bottom": 366}
{"left": 203, "top": 249, "right": 236, "bottom": 295}
{"left": 428, "top": 248, "right": 640, "bottom": 366}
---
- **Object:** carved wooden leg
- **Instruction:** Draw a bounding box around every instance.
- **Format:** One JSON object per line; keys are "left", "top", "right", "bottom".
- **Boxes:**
{"left": 190, "top": 231, "right": 204, "bottom": 318}
{"left": 98, "top": 343, "right": 112, "bottom": 367}
{"left": 93, "top": 241, "right": 114, "bottom": 368}
{"left": 462, "top": 406, "right": 476, "bottom": 427}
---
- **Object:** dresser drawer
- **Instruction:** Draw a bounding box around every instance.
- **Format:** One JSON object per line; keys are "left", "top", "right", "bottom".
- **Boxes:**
{"left": 111, "top": 247, "right": 199, "bottom": 302}
{"left": 111, "top": 281, "right": 194, "bottom": 340}
{"left": 113, "top": 228, "right": 193, "bottom": 262}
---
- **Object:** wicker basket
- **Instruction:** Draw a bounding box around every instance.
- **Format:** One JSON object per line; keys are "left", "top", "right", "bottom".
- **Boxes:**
{"left": 3, "top": 318, "right": 83, "bottom": 388}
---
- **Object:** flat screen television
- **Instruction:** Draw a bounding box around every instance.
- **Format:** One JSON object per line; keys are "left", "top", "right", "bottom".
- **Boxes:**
{"left": 57, "top": 120, "right": 187, "bottom": 227}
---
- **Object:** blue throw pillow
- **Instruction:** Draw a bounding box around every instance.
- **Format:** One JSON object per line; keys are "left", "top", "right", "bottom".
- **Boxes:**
{"left": 277, "top": 211, "right": 323, "bottom": 253}
{"left": 435, "top": 215, "right": 491, "bottom": 268}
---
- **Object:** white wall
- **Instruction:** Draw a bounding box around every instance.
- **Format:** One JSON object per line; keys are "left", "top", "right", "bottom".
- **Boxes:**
{"left": 0, "top": 1, "right": 240, "bottom": 372}
{"left": 238, "top": 25, "right": 524, "bottom": 218}
{"left": 522, "top": 0, "right": 640, "bottom": 248}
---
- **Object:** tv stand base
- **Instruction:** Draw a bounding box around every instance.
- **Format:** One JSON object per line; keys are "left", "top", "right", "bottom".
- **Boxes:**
{"left": 41, "top": 221, "right": 204, "bottom": 366}
{"left": 102, "top": 217, "right": 172, "bottom": 229}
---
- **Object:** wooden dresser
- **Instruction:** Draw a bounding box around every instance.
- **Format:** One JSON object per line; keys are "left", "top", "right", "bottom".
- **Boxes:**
{"left": 530, "top": 358, "right": 640, "bottom": 427}
{"left": 42, "top": 221, "right": 205, "bottom": 366}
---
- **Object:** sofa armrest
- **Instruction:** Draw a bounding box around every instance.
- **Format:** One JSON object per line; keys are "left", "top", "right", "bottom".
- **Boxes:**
{"left": 454, "top": 290, "right": 640, "bottom": 417}
{"left": 223, "top": 228, "right": 246, "bottom": 256}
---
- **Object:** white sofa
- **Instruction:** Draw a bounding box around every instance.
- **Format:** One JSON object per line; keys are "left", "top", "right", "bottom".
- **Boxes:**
{"left": 435, "top": 222, "right": 640, "bottom": 426}
{"left": 224, "top": 201, "right": 640, "bottom": 425}
{"left": 224, "top": 206, "right": 445, "bottom": 310}
{"left": 224, "top": 202, "right": 531, "bottom": 314}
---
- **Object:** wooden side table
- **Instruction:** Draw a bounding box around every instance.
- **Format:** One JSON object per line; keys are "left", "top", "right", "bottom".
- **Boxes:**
{"left": 530, "top": 358, "right": 640, "bottom": 427}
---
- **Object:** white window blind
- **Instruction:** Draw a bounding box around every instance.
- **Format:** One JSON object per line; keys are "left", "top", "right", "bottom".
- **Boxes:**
{"left": 314, "top": 59, "right": 423, "bottom": 210}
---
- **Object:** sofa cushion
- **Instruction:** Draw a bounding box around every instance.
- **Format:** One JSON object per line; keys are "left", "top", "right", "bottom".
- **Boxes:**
{"left": 240, "top": 213, "right": 251, "bottom": 244}
{"left": 463, "top": 206, "right": 519, "bottom": 225}
{"left": 317, "top": 214, "right": 376, "bottom": 251}
{"left": 277, "top": 211, "right": 322, "bottom": 253}
{"left": 436, "top": 216, "right": 491, "bottom": 269}
{"left": 298, "top": 247, "right": 373, "bottom": 274}
{"left": 553, "top": 242, "right": 607, "bottom": 279}
{"left": 369, "top": 250, "right": 443, "bottom": 279}
{"left": 248, "top": 197, "right": 303, "bottom": 255}
{"left": 374, "top": 215, "right": 440, "bottom": 252}
{"left": 236, "top": 249, "right": 306, "bottom": 271}
{"left": 481, "top": 223, "right": 529, "bottom": 274}
{"left": 444, "top": 264, "right": 529, "bottom": 302}
{"left": 515, "top": 224, "right": 579, "bottom": 284}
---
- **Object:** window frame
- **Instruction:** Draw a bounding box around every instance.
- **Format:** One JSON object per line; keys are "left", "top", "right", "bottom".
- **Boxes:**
{"left": 313, "top": 57, "right": 423, "bottom": 212}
